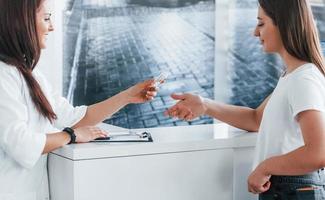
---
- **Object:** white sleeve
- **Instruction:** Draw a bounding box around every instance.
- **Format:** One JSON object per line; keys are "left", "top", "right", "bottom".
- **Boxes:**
{"left": 0, "top": 71, "right": 46, "bottom": 169}
{"left": 288, "top": 75, "right": 325, "bottom": 118}
{"left": 32, "top": 69, "right": 87, "bottom": 130}
{"left": 52, "top": 94, "right": 87, "bottom": 130}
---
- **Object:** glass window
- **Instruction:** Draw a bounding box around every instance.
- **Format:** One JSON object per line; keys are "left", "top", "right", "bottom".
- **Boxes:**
{"left": 215, "top": 0, "right": 282, "bottom": 109}
{"left": 215, "top": 0, "right": 325, "bottom": 110}
{"left": 63, "top": 0, "right": 215, "bottom": 128}
{"left": 311, "top": 0, "right": 325, "bottom": 54}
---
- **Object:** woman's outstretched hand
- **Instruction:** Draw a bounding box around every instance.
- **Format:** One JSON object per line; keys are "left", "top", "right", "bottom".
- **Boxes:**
{"left": 164, "top": 93, "right": 207, "bottom": 121}
{"left": 124, "top": 79, "right": 158, "bottom": 104}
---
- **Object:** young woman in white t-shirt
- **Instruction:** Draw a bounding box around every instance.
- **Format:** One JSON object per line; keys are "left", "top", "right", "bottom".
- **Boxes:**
{"left": 166, "top": 0, "right": 325, "bottom": 199}
{"left": 0, "top": 0, "right": 159, "bottom": 199}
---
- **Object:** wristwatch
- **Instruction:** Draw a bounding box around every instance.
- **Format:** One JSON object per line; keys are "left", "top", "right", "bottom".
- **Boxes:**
{"left": 63, "top": 127, "right": 76, "bottom": 144}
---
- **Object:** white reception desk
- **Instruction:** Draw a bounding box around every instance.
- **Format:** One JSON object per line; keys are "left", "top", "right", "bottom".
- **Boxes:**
{"left": 48, "top": 123, "right": 258, "bottom": 200}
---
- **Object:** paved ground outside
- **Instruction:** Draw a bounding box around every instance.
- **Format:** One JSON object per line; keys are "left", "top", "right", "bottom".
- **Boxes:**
{"left": 63, "top": 0, "right": 325, "bottom": 129}
{"left": 65, "top": 0, "right": 215, "bottom": 128}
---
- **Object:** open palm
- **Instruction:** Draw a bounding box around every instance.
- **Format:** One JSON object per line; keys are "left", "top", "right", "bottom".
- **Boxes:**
{"left": 165, "top": 93, "right": 207, "bottom": 120}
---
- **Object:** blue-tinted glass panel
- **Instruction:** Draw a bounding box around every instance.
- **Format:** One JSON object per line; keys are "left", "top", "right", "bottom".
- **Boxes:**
{"left": 63, "top": 0, "right": 215, "bottom": 128}
{"left": 217, "top": 0, "right": 325, "bottom": 109}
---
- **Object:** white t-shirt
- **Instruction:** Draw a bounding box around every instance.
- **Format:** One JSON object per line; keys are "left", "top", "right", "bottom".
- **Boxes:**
{"left": 0, "top": 61, "right": 87, "bottom": 200}
{"left": 253, "top": 63, "right": 325, "bottom": 168}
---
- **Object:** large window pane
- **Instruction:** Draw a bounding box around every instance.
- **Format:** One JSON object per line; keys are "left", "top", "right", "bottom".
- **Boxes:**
{"left": 215, "top": 0, "right": 325, "bottom": 109}
{"left": 63, "top": 0, "right": 215, "bottom": 128}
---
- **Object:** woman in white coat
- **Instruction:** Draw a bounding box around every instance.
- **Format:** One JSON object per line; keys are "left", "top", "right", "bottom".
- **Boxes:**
{"left": 0, "top": 0, "right": 158, "bottom": 199}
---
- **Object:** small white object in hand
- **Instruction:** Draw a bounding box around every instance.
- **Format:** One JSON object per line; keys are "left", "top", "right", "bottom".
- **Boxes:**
{"left": 154, "top": 72, "right": 168, "bottom": 87}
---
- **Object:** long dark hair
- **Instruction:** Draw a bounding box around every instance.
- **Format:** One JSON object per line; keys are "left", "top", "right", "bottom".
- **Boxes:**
{"left": 0, "top": 0, "right": 57, "bottom": 122}
{"left": 258, "top": 0, "right": 325, "bottom": 74}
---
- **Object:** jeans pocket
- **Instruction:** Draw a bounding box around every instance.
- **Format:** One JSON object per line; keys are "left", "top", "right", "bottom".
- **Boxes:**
{"left": 296, "top": 187, "right": 325, "bottom": 200}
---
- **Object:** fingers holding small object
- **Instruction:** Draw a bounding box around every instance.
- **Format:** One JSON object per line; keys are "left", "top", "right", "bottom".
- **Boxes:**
{"left": 148, "top": 86, "right": 158, "bottom": 92}
{"left": 145, "top": 93, "right": 154, "bottom": 101}
{"left": 143, "top": 79, "right": 155, "bottom": 87}
{"left": 145, "top": 96, "right": 154, "bottom": 101}
{"left": 154, "top": 72, "right": 168, "bottom": 87}
{"left": 143, "top": 88, "right": 158, "bottom": 101}
{"left": 146, "top": 91, "right": 157, "bottom": 97}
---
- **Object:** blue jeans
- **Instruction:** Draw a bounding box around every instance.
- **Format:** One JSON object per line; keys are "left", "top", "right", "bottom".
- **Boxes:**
{"left": 259, "top": 169, "right": 325, "bottom": 200}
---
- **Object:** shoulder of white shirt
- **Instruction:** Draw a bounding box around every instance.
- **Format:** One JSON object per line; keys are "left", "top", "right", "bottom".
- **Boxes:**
{"left": 288, "top": 63, "right": 322, "bottom": 80}
{"left": 0, "top": 61, "right": 21, "bottom": 80}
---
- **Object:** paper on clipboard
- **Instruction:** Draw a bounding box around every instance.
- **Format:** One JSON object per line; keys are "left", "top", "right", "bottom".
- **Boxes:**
{"left": 92, "top": 123, "right": 153, "bottom": 143}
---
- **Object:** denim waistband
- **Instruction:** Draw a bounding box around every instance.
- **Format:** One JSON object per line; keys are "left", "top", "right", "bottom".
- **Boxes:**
{"left": 270, "top": 168, "right": 325, "bottom": 186}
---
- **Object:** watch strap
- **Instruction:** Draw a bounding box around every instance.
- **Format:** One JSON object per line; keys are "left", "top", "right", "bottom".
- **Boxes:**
{"left": 63, "top": 127, "right": 76, "bottom": 144}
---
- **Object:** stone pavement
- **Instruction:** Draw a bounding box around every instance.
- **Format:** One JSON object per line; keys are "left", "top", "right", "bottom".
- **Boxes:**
{"left": 67, "top": 0, "right": 215, "bottom": 128}
{"left": 64, "top": 0, "right": 325, "bottom": 129}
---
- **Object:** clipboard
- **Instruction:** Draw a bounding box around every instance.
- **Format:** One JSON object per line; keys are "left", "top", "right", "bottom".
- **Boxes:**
{"left": 90, "top": 131, "right": 153, "bottom": 143}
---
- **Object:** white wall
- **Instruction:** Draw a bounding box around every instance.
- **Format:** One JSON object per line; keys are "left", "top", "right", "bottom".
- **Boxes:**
{"left": 38, "top": 1, "right": 64, "bottom": 94}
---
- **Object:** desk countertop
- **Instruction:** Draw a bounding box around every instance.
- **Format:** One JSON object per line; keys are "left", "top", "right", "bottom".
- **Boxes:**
{"left": 51, "top": 123, "right": 257, "bottom": 160}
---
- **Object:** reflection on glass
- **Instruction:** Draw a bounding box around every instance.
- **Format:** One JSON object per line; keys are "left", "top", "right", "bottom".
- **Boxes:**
{"left": 217, "top": 0, "right": 325, "bottom": 110}
{"left": 225, "top": 0, "right": 282, "bottom": 109}
{"left": 63, "top": 0, "right": 215, "bottom": 129}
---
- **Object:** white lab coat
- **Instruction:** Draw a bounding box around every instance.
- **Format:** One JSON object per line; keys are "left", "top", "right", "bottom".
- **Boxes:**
{"left": 0, "top": 61, "right": 87, "bottom": 200}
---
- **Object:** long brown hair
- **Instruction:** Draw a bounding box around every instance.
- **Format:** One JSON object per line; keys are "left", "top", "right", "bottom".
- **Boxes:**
{"left": 0, "top": 0, "right": 57, "bottom": 122}
{"left": 258, "top": 0, "right": 325, "bottom": 75}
